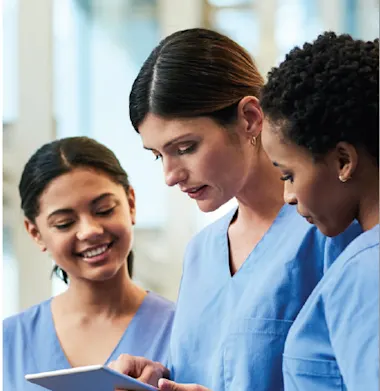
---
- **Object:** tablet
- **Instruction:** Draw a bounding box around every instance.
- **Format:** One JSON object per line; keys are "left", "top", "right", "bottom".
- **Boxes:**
{"left": 25, "top": 364, "right": 159, "bottom": 391}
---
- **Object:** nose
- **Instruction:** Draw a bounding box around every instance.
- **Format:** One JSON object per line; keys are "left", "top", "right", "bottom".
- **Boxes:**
{"left": 76, "top": 218, "right": 104, "bottom": 241}
{"left": 163, "top": 158, "right": 188, "bottom": 187}
{"left": 283, "top": 181, "right": 297, "bottom": 205}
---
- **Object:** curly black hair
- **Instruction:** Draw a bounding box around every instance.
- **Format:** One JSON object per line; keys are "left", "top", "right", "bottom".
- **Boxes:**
{"left": 261, "top": 32, "right": 379, "bottom": 164}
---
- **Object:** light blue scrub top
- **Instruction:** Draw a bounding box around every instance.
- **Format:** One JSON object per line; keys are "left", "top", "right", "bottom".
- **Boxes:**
{"left": 3, "top": 291, "right": 175, "bottom": 391}
{"left": 283, "top": 224, "right": 379, "bottom": 391}
{"left": 169, "top": 204, "right": 362, "bottom": 391}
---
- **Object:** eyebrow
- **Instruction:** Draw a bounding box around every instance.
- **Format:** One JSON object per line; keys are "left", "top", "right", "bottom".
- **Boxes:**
{"left": 47, "top": 193, "right": 116, "bottom": 220}
{"left": 143, "top": 133, "right": 196, "bottom": 151}
{"left": 272, "top": 161, "right": 284, "bottom": 168}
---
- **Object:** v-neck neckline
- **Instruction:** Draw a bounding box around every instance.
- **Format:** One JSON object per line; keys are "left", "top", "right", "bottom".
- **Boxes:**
{"left": 220, "top": 203, "right": 292, "bottom": 279}
{"left": 44, "top": 291, "right": 152, "bottom": 369}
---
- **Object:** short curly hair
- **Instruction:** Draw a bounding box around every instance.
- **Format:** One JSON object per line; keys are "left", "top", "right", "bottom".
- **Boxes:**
{"left": 261, "top": 32, "right": 379, "bottom": 165}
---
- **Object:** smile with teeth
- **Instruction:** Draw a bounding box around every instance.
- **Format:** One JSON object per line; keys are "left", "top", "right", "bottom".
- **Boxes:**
{"left": 80, "top": 243, "right": 112, "bottom": 259}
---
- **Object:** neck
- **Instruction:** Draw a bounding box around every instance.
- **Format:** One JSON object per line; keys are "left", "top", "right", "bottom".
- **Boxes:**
{"left": 357, "top": 167, "right": 379, "bottom": 231}
{"left": 235, "top": 146, "right": 285, "bottom": 226}
{"left": 58, "top": 264, "right": 146, "bottom": 318}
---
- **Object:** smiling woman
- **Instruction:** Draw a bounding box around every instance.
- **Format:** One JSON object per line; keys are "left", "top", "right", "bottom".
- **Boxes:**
{"left": 3, "top": 136, "right": 174, "bottom": 391}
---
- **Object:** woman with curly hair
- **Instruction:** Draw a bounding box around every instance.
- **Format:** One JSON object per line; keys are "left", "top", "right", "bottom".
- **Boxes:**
{"left": 261, "top": 32, "right": 379, "bottom": 390}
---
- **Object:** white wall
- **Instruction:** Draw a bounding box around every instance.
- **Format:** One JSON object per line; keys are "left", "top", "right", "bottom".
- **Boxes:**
{"left": 4, "top": 0, "right": 55, "bottom": 314}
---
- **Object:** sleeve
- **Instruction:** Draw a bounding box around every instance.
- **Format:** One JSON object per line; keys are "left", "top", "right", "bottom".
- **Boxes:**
{"left": 324, "top": 247, "right": 379, "bottom": 390}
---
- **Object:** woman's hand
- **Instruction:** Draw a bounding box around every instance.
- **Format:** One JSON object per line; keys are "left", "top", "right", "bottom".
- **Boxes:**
{"left": 109, "top": 354, "right": 169, "bottom": 390}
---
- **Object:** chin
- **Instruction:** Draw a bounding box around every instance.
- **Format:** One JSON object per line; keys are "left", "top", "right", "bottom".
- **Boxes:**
{"left": 85, "top": 271, "right": 117, "bottom": 282}
{"left": 196, "top": 200, "right": 224, "bottom": 213}
{"left": 315, "top": 220, "right": 352, "bottom": 238}
{"left": 89, "top": 262, "right": 126, "bottom": 282}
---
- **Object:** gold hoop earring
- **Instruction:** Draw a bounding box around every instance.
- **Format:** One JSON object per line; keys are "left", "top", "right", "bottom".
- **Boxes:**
{"left": 339, "top": 175, "right": 351, "bottom": 183}
{"left": 250, "top": 136, "right": 257, "bottom": 146}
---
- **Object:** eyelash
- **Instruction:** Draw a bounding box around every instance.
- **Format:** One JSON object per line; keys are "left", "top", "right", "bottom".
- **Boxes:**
{"left": 280, "top": 174, "right": 294, "bottom": 183}
{"left": 154, "top": 143, "right": 197, "bottom": 161}
{"left": 55, "top": 222, "right": 74, "bottom": 230}
{"left": 54, "top": 207, "right": 116, "bottom": 230}
{"left": 96, "top": 207, "right": 115, "bottom": 216}
{"left": 177, "top": 144, "right": 197, "bottom": 155}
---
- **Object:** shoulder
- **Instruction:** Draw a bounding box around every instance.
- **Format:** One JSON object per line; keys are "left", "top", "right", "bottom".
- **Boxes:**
{"left": 3, "top": 299, "right": 51, "bottom": 347}
{"left": 143, "top": 291, "right": 175, "bottom": 324}
{"left": 323, "top": 226, "right": 379, "bottom": 302}
{"left": 136, "top": 292, "right": 175, "bottom": 342}
{"left": 319, "top": 227, "right": 379, "bottom": 339}
{"left": 146, "top": 291, "right": 175, "bottom": 313}
{"left": 334, "top": 225, "right": 378, "bottom": 272}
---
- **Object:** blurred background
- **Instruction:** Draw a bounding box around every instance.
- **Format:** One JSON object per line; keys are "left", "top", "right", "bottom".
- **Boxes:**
{"left": 3, "top": 0, "right": 379, "bottom": 318}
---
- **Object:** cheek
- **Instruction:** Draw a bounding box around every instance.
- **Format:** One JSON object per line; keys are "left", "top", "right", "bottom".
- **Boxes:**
{"left": 109, "top": 214, "right": 134, "bottom": 243}
{"left": 115, "top": 223, "right": 133, "bottom": 241}
{"left": 41, "top": 232, "right": 70, "bottom": 254}
{"left": 41, "top": 233, "right": 76, "bottom": 272}
{"left": 298, "top": 179, "right": 322, "bottom": 205}
{"left": 186, "top": 149, "right": 218, "bottom": 183}
{"left": 296, "top": 170, "right": 340, "bottom": 213}
{"left": 197, "top": 145, "right": 243, "bottom": 182}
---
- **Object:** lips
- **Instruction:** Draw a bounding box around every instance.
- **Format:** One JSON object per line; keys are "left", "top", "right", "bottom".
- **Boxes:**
{"left": 77, "top": 242, "right": 113, "bottom": 259}
{"left": 185, "top": 186, "right": 208, "bottom": 200}
{"left": 182, "top": 185, "right": 206, "bottom": 194}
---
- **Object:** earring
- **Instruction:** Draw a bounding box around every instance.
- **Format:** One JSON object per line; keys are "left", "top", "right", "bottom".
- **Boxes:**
{"left": 250, "top": 136, "right": 257, "bottom": 146}
{"left": 339, "top": 175, "right": 351, "bottom": 183}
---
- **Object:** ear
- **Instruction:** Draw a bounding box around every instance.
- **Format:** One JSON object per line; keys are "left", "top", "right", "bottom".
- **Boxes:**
{"left": 127, "top": 187, "right": 136, "bottom": 225}
{"left": 335, "top": 142, "right": 358, "bottom": 181}
{"left": 236, "top": 96, "right": 263, "bottom": 141}
{"left": 24, "top": 218, "right": 47, "bottom": 252}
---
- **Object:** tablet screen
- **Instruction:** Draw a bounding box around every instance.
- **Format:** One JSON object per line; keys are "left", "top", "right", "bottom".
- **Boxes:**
{"left": 25, "top": 364, "right": 158, "bottom": 391}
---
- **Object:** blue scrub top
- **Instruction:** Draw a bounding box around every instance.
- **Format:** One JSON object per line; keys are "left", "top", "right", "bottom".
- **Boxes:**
{"left": 3, "top": 291, "right": 175, "bottom": 391}
{"left": 283, "top": 224, "right": 379, "bottom": 391}
{"left": 169, "top": 204, "right": 362, "bottom": 391}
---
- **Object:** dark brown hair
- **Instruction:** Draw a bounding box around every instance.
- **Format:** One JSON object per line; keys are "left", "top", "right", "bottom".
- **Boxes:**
{"left": 19, "top": 136, "right": 134, "bottom": 283}
{"left": 129, "top": 28, "right": 264, "bottom": 131}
